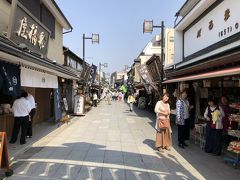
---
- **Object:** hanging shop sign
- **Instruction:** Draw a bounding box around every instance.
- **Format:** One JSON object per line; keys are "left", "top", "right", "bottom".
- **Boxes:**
{"left": 184, "top": 0, "right": 240, "bottom": 59}
{"left": 74, "top": 95, "right": 85, "bottom": 115}
{"left": 63, "top": 98, "right": 69, "bottom": 111}
{"left": 8, "top": 2, "right": 50, "bottom": 56}
{"left": 137, "top": 65, "right": 153, "bottom": 94}
{"left": 88, "top": 64, "right": 97, "bottom": 84}
{"left": 146, "top": 56, "right": 162, "bottom": 82}
{"left": 53, "top": 88, "right": 62, "bottom": 122}
{"left": 0, "top": 61, "right": 20, "bottom": 96}
{"left": 83, "top": 65, "right": 92, "bottom": 83}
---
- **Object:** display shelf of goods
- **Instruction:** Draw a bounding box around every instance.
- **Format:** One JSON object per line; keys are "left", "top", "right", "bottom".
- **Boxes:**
{"left": 229, "top": 103, "right": 240, "bottom": 110}
{"left": 227, "top": 141, "right": 240, "bottom": 154}
{"left": 228, "top": 130, "right": 240, "bottom": 138}
{"left": 229, "top": 114, "right": 240, "bottom": 123}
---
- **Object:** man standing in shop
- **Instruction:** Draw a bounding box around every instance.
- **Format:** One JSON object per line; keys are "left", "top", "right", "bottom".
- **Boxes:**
{"left": 26, "top": 92, "right": 36, "bottom": 138}
{"left": 9, "top": 91, "right": 31, "bottom": 145}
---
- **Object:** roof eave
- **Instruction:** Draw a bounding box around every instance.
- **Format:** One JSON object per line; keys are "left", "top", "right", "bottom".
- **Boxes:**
{"left": 42, "top": 0, "right": 72, "bottom": 30}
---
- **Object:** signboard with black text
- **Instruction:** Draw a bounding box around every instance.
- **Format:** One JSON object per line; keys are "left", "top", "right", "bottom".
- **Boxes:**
{"left": 8, "top": 2, "right": 50, "bottom": 56}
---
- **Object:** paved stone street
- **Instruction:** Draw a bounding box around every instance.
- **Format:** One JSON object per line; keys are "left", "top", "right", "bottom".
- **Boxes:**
{"left": 6, "top": 101, "right": 240, "bottom": 180}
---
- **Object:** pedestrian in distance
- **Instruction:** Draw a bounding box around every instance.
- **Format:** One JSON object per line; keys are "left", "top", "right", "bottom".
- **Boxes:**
{"left": 204, "top": 98, "right": 224, "bottom": 156}
{"left": 26, "top": 92, "right": 36, "bottom": 138}
{"left": 106, "top": 91, "right": 112, "bottom": 105}
{"left": 127, "top": 93, "right": 135, "bottom": 112}
{"left": 93, "top": 92, "right": 98, "bottom": 107}
{"left": 9, "top": 91, "right": 31, "bottom": 145}
{"left": 154, "top": 92, "right": 172, "bottom": 152}
{"left": 118, "top": 91, "right": 123, "bottom": 101}
{"left": 176, "top": 90, "right": 194, "bottom": 148}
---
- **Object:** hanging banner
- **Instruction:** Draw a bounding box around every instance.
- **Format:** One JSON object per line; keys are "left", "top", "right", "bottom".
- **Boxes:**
{"left": 53, "top": 88, "right": 62, "bottom": 122}
{"left": 74, "top": 95, "right": 85, "bottom": 115}
{"left": 137, "top": 64, "right": 156, "bottom": 94}
{"left": 0, "top": 61, "right": 20, "bottom": 96}
{"left": 88, "top": 64, "right": 97, "bottom": 84}
{"left": 84, "top": 65, "right": 92, "bottom": 83}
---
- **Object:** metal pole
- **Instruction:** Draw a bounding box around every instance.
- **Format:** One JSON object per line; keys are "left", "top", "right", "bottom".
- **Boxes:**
{"left": 83, "top": 33, "right": 85, "bottom": 61}
{"left": 99, "top": 63, "right": 101, "bottom": 96}
{"left": 160, "top": 21, "right": 165, "bottom": 96}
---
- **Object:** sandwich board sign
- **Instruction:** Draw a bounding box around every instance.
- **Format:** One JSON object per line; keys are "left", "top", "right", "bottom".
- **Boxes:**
{"left": 0, "top": 132, "right": 13, "bottom": 177}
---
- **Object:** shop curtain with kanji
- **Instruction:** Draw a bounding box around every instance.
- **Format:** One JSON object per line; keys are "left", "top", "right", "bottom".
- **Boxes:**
{"left": 0, "top": 61, "right": 21, "bottom": 96}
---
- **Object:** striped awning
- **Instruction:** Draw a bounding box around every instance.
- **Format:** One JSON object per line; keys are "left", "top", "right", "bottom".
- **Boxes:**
{"left": 163, "top": 67, "right": 240, "bottom": 84}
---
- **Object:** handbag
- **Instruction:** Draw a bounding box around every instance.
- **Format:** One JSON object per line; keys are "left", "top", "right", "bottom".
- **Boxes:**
{"left": 158, "top": 118, "right": 170, "bottom": 129}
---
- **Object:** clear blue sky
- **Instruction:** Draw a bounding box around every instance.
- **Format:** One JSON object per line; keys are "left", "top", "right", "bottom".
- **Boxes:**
{"left": 55, "top": 0, "right": 186, "bottom": 74}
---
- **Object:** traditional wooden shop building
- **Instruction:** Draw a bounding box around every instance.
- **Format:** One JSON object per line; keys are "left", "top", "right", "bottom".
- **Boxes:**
{"left": 0, "top": 0, "right": 79, "bottom": 137}
{"left": 164, "top": 0, "right": 240, "bottom": 144}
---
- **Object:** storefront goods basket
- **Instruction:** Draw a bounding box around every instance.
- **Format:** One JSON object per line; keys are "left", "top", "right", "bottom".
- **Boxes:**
{"left": 192, "top": 123, "right": 206, "bottom": 149}
{"left": 224, "top": 130, "right": 240, "bottom": 168}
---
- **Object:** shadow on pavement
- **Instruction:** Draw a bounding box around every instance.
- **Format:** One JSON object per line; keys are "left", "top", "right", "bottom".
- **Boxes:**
{"left": 9, "top": 141, "right": 202, "bottom": 180}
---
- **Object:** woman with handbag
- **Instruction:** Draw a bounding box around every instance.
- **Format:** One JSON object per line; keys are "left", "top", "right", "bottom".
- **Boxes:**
{"left": 154, "top": 92, "right": 172, "bottom": 152}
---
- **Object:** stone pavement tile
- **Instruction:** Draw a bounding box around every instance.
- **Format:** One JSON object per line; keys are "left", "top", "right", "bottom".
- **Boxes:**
{"left": 120, "top": 137, "right": 135, "bottom": 143}
{"left": 51, "top": 163, "right": 82, "bottom": 180}
{"left": 12, "top": 161, "right": 36, "bottom": 176}
{"left": 144, "top": 162, "right": 170, "bottom": 175}
{"left": 77, "top": 166, "right": 102, "bottom": 180}
{"left": 106, "top": 140, "right": 121, "bottom": 146}
{"left": 46, "top": 147, "right": 72, "bottom": 160}
{"left": 125, "top": 170, "right": 151, "bottom": 180}
{"left": 65, "top": 150, "right": 87, "bottom": 161}
{"left": 121, "top": 145, "right": 140, "bottom": 154}
{"left": 104, "top": 151, "right": 124, "bottom": 164}
{"left": 148, "top": 172, "right": 171, "bottom": 180}
{"left": 31, "top": 162, "right": 61, "bottom": 178}
{"left": 70, "top": 141, "right": 91, "bottom": 149}
{"left": 29, "top": 149, "right": 53, "bottom": 159}
{"left": 107, "top": 135, "right": 121, "bottom": 142}
{"left": 7, "top": 175, "right": 42, "bottom": 180}
{"left": 90, "top": 140, "right": 107, "bottom": 148}
{"left": 101, "top": 167, "right": 125, "bottom": 180}
{"left": 104, "top": 150, "right": 123, "bottom": 158}
{"left": 105, "top": 142, "right": 121, "bottom": 151}
{"left": 84, "top": 156, "right": 105, "bottom": 164}
{"left": 121, "top": 140, "right": 137, "bottom": 146}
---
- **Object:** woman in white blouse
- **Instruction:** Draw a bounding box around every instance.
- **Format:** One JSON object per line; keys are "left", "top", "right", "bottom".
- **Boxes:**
{"left": 154, "top": 92, "right": 172, "bottom": 151}
{"left": 204, "top": 98, "right": 225, "bottom": 155}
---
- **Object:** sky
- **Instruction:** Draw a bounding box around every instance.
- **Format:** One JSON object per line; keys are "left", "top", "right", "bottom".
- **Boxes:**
{"left": 55, "top": 0, "right": 186, "bottom": 74}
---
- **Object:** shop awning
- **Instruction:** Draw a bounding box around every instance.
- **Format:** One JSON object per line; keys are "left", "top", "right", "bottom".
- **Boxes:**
{"left": 163, "top": 67, "right": 240, "bottom": 84}
{"left": 0, "top": 36, "right": 79, "bottom": 80}
{"left": 21, "top": 67, "right": 58, "bottom": 88}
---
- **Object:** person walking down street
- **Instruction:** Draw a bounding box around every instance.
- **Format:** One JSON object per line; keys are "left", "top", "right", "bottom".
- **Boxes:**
{"left": 9, "top": 91, "right": 31, "bottom": 145}
{"left": 93, "top": 92, "right": 98, "bottom": 107}
{"left": 26, "top": 92, "right": 36, "bottom": 138}
{"left": 154, "top": 92, "right": 172, "bottom": 152}
{"left": 204, "top": 98, "right": 225, "bottom": 156}
{"left": 107, "top": 91, "right": 112, "bottom": 105}
{"left": 127, "top": 93, "right": 135, "bottom": 112}
{"left": 118, "top": 92, "right": 123, "bottom": 101}
{"left": 176, "top": 90, "right": 193, "bottom": 148}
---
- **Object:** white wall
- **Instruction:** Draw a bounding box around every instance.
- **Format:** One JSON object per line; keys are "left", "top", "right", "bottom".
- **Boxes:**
{"left": 165, "top": 28, "right": 175, "bottom": 67}
{"left": 173, "top": 30, "right": 183, "bottom": 64}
